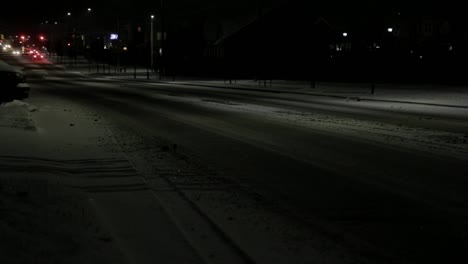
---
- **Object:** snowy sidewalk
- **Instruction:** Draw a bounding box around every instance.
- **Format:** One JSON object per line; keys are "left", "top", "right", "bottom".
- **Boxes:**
{"left": 47, "top": 55, "right": 468, "bottom": 108}
{"left": 0, "top": 99, "right": 205, "bottom": 264}
{"left": 145, "top": 79, "right": 468, "bottom": 109}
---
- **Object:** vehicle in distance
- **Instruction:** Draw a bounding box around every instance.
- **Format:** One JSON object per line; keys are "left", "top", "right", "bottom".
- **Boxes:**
{"left": 31, "top": 52, "right": 45, "bottom": 60}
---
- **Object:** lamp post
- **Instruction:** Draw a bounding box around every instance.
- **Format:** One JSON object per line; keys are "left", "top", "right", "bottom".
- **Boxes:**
{"left": 65, "top": 12, "right": 73, "bottom": 65}
{"left": 66, "top": 12, "right": 73, "bottom": 35}
{"left": 84, "top": 8, "right": 93, "bottom": 71}
{"left": 151, "top": 14, "right": 155, "bottom": 73}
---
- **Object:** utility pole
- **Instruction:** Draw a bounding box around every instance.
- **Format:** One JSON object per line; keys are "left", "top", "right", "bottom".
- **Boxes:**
{"left": 151, "top": 15, "right": 154, "bottom": 73}
{"left": 256, "top": 0, "right": 264, "bottom": 84}
{"left": 159, "top": 0, "right": 165, "bottom": 80}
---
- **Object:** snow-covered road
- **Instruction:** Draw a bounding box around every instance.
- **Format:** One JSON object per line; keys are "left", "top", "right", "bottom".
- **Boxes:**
{"left": 2, "top": 53, "right": 468, "bottom": 264}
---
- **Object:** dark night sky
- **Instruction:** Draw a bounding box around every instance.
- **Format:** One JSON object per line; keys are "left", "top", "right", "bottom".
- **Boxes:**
{"left": 0, "top": 1, "right": 133, "bottom": 32}
{"left": 0, "top": 0, "right": 461, "bottom": 33}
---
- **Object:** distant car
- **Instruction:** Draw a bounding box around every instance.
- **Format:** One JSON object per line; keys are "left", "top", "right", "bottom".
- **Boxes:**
{"left": 31, "top": 52, "right": 45, "bottom": 61}
{"left": 0, "top": 60, "right": 30, "bottom": 100}
{"left": 2, "top": 44, "right": 12, "bottom": 52}
{"left": 22, "top": 48, "right": 31, "bottom": 56}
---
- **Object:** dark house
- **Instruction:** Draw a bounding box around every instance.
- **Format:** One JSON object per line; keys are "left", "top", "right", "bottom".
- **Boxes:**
{"left": 87, "top": 0, "right": 467, "bottom": 84}
{"left": 195, "top": 1, "right": 335, "bottom": 80}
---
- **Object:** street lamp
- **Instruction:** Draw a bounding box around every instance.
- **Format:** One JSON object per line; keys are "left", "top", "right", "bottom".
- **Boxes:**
{"left": 387, "top": 27, "right": 393, "bottom": 33}
{"left": 151, "top": 14, "right": 155, "bottom": 72}
{"left": 67, "top": 12, "right": 71, "bottom": 16}
{"left": 87, "top": 8, "right": 92, "bottom": 12}
{"left": 343, "top": 32, "right": 348, "bottom": 37}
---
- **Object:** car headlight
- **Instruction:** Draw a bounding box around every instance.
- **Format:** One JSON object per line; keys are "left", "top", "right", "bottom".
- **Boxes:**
{"left": 15, "top": 72, "right": 26, "bottom": 82}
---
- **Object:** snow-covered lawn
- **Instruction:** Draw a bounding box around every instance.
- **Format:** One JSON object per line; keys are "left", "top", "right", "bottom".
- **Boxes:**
{"left": 0, "top": 100, "right": 126, "bottom": 264}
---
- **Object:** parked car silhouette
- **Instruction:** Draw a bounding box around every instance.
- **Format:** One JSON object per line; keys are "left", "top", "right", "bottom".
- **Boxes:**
{"left": 0, "top": 60, "right": 30, "bottom": 101}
